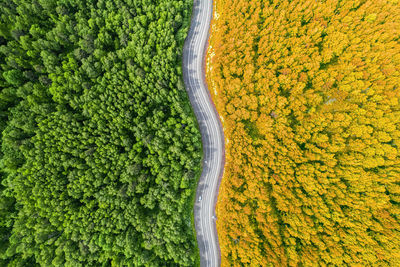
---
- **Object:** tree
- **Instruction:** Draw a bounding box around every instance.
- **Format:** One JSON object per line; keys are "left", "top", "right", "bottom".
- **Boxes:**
{"left": 208, "top": 0, "right": 400, "bottom": 265}
{"left": 0, "top": 0, "right": 202, "bottom": 265}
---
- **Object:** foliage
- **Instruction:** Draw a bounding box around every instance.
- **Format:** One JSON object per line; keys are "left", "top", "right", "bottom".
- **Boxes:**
{"left": 0, "top": 0, "right": 202, "bottom": 266}
{"left": 207, "top": 0, "right": 400, "bottom": 266}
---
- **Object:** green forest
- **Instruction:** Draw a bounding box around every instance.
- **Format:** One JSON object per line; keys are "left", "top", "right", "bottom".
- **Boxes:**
{"left": 0, "top": 0, "right": 202, "bottom": 266}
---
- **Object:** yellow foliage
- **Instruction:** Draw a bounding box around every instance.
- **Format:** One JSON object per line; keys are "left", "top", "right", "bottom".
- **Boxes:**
{"left": 207, "top": 0, "right": 400, "bottom": 265}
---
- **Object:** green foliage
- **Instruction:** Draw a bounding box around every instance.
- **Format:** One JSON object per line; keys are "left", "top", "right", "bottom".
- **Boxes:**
{"left": 0, "top": 0, "right": 201, "bottom": 266}
{"left": 2, "top": 70, "right": 23, "bottom": 86}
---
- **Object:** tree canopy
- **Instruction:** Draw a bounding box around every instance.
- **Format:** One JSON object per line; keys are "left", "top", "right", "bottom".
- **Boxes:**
{"left": 0, "top": 0, "right": 202, "bottom": 266}
{"left": 207, "top": 0, "right": 400, "bottom": 265}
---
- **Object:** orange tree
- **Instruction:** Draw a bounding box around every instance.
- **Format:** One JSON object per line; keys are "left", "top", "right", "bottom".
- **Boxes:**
{"left": 207, "top": 0, "right": 400, "bottom": 265}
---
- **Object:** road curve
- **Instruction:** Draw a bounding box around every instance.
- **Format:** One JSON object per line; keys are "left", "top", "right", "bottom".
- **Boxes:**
{"left": 182, "top": 0, "right": 225, "bottom": 266}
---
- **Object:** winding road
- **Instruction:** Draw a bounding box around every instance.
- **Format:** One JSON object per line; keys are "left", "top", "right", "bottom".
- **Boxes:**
{"left": 182, "top": 0, "right": 225, "bottom": 266}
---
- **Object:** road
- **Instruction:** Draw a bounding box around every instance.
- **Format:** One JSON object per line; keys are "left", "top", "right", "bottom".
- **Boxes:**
{"left": 182, "top": 0, "right": 225, "bottom": 266}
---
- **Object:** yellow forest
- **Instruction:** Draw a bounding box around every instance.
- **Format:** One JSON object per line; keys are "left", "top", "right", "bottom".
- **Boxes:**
{"left": 206, "top": 0, "right": 400, "bottom": 265}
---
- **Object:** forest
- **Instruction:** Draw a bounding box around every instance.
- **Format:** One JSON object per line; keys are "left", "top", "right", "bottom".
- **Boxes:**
{"left": 207, "top": 0, "right": 400, "bottom": 266}
{"left": 0, "top": 0, "right": 202, "bottom": 266}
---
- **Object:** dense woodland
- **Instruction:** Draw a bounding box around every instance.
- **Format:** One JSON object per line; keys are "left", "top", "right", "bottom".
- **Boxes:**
{"left": 207, "top": 0, "right": 400, "bottom": 265}
{"left": 0, "top": 0, "right": 202, "bottom": 266}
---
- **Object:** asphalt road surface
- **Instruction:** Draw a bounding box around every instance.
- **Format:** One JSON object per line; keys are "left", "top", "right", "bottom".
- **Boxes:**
{"left": 182, "top": 0, "right": 225, "bottom": 266}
